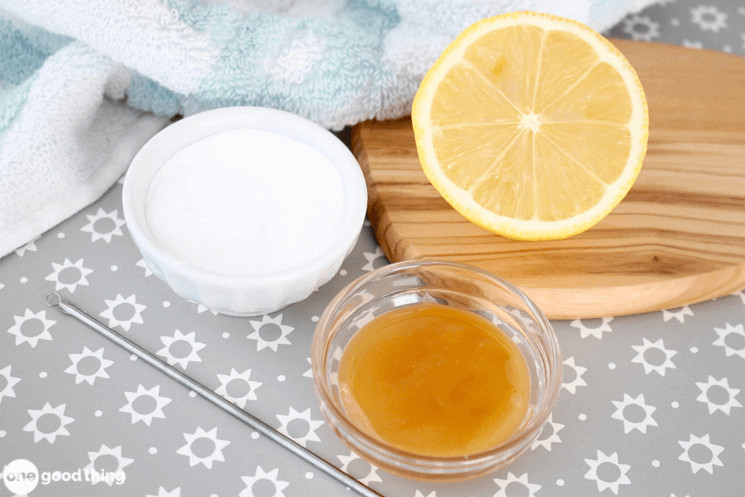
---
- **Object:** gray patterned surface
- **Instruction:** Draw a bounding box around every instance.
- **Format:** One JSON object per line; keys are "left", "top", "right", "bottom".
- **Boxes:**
{"left": 2, "top": 1, "right": 745, "bottom": 496}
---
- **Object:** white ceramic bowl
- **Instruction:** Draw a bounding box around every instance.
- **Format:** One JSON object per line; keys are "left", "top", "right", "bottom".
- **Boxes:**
{"left": 122, "top": 107, "right": 367, "bottom": 316}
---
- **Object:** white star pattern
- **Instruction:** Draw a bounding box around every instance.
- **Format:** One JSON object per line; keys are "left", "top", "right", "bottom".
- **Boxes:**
{"left": 146, "top": 487, "right": 181, "bottom": 497}
{"left": 584, "top": 450, "right": 631, "bottom": 495}
{"left": 562, "top": 356, "right": 588, "bottom": 394}
{"left": 570, "top": 317, "right": 614, "bottom": 339}
{"left": 303, "top": 357, "right": 313, "bottom": 378}
{"left": 691, "top": 5, "right": 728, "bottom": 32}
{"left": 414, "top": 492, "right": 435, "bottom": 497}
{"left": 493, "top": 472, "right": 541, "bottom": 497}
{"left": 120, "top": 384, "right": 172, "bottom": 426}
{"left": 7, "top": 309, "right": 56, "bottom": 347}
{"left": 276, "top": 407, "right": 324, "bottom": 447}
{"left": 23, "top": 402, "right": 74, "bottom": 444}
{"left": 240, "top": 466, "right": 289, "bottom": 497}
{"left": 65, "top": 346, "right": 113, "bottom": 385}
{"left": 352, "top": 307, "right": 377, "bottom": 330}
{"left": 215, "top": 368, "right": 262, "bottom": 408}
{"left": 530, "top": 414, "right": 564, "bottom": 451}
{"left": 507, "top": 307, "right": 531, "bottom": 323}
{"left": 337, "top": 451, "right": 382, "bottom": 486}
{"left": 136, "top": 258, "right": 153, "bottom": 277}
{"left": 81, "top": 208, "right": 125, "bottom": 243}
{"left": 157, "top": 330, "right": 206, "bottom": 369}
{"left": 631, "top": 338, "right": 677, "bottom": 376}
{"left": 45, "top": 258, "right": 93, "bottom": 292}
{"left": 678, "top": 434, "right": 724, "bottom": 474}
{"left": 190, "top": 300, "right": 219, "bottom": 315}
{"left": 356, "top": 289, "right": 376, "bottom": 307}
{"left": 84, "top": 445, "right": 133, "bottom": 485}
{"left": 99, "top": 294, "right": 146, "bottom": 331}
{"left": 682, "top": 39, "right": 704, "bottom": 48}
{"left": 695, "top": 375, "right": 742, "bottom": 415}
{"left": 247, "top": 314, "right": 293, "bottom": 352}
{"left": 329, "top": 345, "right": 342, "bottom": 388}
{"left": 662, "top": 305, "right": 694, "bottom": 323}
{"left": 713, "top": 323, "right": 745, "bottom": 359}
{"left": 611, "top": 393, "right": 658, "bottom": 434}
{"left": 361, "top": 247, "right": 386, "bottom": 272}
{"left": 14, "top": 238, "right": 38, "bottom": 256}
{"left": 735, "top": 289, "right": 745, "bottom": 305}
{"left": 622, "top": 14, "right": 660, "bottom": 41}
{"left": 0, "top": 365, "right": 21, "bottom": 405}
{"left": 176, "top": 427, "right": 230, "bottom": 469}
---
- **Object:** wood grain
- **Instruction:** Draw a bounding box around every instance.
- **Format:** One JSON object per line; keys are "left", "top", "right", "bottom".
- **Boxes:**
{"left": 352, "top": 40, "right": 745, "bottom": 319}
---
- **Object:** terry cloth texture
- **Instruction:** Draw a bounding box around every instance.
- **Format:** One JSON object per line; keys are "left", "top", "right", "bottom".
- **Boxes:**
{"left": 0, "top": 0, "right": 658, "bottom": 257}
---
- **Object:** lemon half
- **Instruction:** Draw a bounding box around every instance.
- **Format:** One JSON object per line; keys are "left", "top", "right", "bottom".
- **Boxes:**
{"left": 412, "top": 11, "right": 649, "bottom": 240}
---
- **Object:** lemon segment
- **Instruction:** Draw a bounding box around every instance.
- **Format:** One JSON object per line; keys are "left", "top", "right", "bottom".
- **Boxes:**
{"left": 462, "top": 25, "right": 544, "bottom": 112}
{"left": 412, "top": 11, "right": 649, "bottom": 240}
{"left": 434, "top": 124, "right": 520, "bottom": 188}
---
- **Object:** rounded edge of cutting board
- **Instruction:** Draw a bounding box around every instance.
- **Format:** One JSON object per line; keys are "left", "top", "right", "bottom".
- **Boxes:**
{"left": 517, "top": 264, "right": 745, "bottom": 320}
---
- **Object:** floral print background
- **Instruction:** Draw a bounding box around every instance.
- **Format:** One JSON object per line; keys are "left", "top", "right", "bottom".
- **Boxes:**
{"left": 2, "top": 1, "right": 745, "bottom": 496}
{"left": 608, "top": 1, "right": 745, "bottom": 55}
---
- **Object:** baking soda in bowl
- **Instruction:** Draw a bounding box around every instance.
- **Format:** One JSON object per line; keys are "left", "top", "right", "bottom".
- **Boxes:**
{"left": 123, "top": 107, "right": 367, "bottom": 315}
{"left": 145, "top": 128, "right": 345, "bottom": 276}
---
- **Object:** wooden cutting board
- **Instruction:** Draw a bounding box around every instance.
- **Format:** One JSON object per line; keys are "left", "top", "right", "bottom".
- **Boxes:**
{"left": 352, "top": 40, "right": 745, "bottom": 320}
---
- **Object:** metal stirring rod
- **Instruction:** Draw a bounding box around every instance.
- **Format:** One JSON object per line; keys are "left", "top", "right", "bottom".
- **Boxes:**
{"left": 45, "top": 292, "right": 383, "bottom": 497}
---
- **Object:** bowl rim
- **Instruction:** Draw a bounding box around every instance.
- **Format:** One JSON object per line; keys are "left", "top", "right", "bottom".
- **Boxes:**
{"left": 122, "top": 106, "right": 367, "bottom": 288}
{"left": 311, "top": 259, "right": 563, "bottom": 468}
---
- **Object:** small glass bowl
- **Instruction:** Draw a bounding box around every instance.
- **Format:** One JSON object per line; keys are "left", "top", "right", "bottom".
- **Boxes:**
{"left": 311, "top": 260, "right": 562, "bottom": 481}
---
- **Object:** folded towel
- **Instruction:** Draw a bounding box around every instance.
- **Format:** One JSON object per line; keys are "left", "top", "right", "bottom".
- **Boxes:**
{"left": 0, "top": 0, "right": 657, "bottom": 258}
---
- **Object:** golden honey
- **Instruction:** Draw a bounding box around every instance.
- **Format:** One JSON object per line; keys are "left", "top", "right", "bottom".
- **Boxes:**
{"left": 337, "top": 303, "right": 531, "bottom": 458}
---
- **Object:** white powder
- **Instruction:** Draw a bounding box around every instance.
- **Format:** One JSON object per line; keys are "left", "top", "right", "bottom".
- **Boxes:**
{"left": 145, "top": 128, "right": 345, "bottom": 276}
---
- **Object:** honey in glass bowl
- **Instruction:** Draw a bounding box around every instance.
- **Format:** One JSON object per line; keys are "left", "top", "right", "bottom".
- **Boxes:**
{"left": 337, "top": 303, "right": 530, "bottom": 458}
{"left": 312, "top": 260, "right": 562, "bottom": 481}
